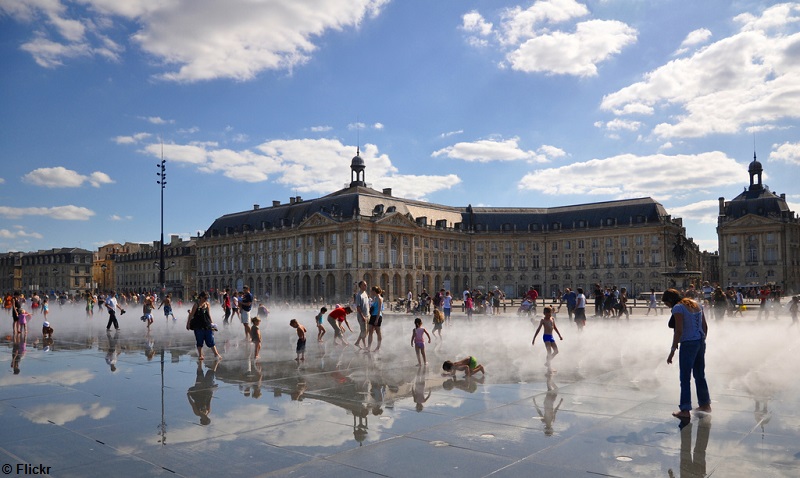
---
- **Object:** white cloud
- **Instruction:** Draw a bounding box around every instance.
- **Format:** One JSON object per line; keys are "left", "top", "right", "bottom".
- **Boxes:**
{"left": 667, "top": 199, "right": 721, "bottom": 225}
{"left": 141, "top": 116, "right": 173, "bottom": 125}
{"left": 499, "top": 0, "right": 590, "bottom": 46}
{"left": 0, "top": 178, "right": 5, "bottom": 184}
{"left": 506, "top": 19, "right": 637, "bottom": 76}
{"left": 431, "top": 137, "right": 555, "bottom": 163}
{"left": 517, "top": 151, "right": 748, "bottom": 199}
{"left": 109, "top": 214, "right": 133, "bottom": 221}
{"left": 135, "top": 137, "right": 457, "bottom": 200}
{"left": 769, "top": 141, "right": 800, "bottom": 166}
{"left": 310, "top": 125, "right": 333, "bottom": 132}
{"left": 113, "top": 132, "right": 151, "bottom": 144}
{"left": 4, "top": 0, "right": 390, "bottom": 82}
{"left": 22, "top": 167, "right": 115, "bottom": 188}
{"left": 0, "top": 205, "right": 95, "bottom": 221}
{"left": 462, "top": 10, "right": 493, "bottom": 38}
{"left": 440, "top": 130, "right": 464, "bottom": 138}
{"left": 601, "top": 3, "right": 800, "bottom": 139}
{"left": 0, "top": 226, "right": 43, "bottom": 240}
{"left": 373, "top": 122, "right": 384, "bottom": 130}
{"left": 674, "top": 28, "right": 712, "bottom": 55}
{"left": 596, "top": 118, "right": 642, "bottom": 132}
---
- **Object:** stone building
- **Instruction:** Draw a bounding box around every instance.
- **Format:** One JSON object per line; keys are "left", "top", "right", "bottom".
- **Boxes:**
{"left": 717, "top": 155, "right": 800, "bottom": 294}
{"left": 197, "top": 153, "right": 700, "bottom": 303}
{"left": 0, "top": 252, "right": 23, "bottom": 292}
{"left": 114, "top": 236, "right": 196, "bottom": 299}
{"left": 19, "top": 248, "right": 94, "bottom": 295}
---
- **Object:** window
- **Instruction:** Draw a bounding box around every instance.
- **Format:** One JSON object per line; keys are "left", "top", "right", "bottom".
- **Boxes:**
{"left": 477, "top": 255, "right": 485, "bottom": 268}
{"left": 620, "top": 250, "right": 629, "bottom": 265}
{"left": 519, "top": 255, "right": 527, "bottom": 268}
{"left": 591, "top": 238, "right": 599, "bottom": 248}
{"left": 551, "top": 242, "right": 558, "bottom": 251}
{"left": 532, "top": 255, "right": 540, "bottom": 269}
{"left": 577, "top": 240, "right": 584, "bottom": 249}
{"left": 635, "top": 235, "right": 644, "bottom": 246}
{"left": 620, "top": 237, "right": 628, "bottom": 247}
{"left": 318, "top": 249, "right": 325, "bottom": 265}
{"left": 635, "top": 250, "right": 644, "bottom": 265}
{"left": 605, "top": 238, "right": 613, "bottom": 248}
{"left": 766, "top": 233, "right": 775, "bottom": 244}
{"left": 490, "top": 242, "right": 498, "bottom": 252}
{"left": 729, "top": 235, "right": 738, "bottom": 244}
{"left": 564, "top": 253, "right": 572, "bottom": 268}
{"left": 346, "top": 232, "right": 353, "bottom": 244}
{"left": 551, "top": 254, "right": 558, "bottom": 268}
{"left": 504, "top": 254, "right": 512, "bottom": 268}
{"left": 331, "top": 233, "right": 337, "bottom": 245}
{"left": 378, "top": 233, "right": 385, "bottom": 244}
{"left": 591, "top": 252, "right": 599, "bottom": 267}
{"left": 362, "top": 232, "right": 369, "bottom": 243}
{"left": 518, "top": 242, "right": 526, "bottom": 252}
{"left": 651, "top": 235, "right": 659, "bottom": 245}
{"left": 605, "top": 251, "right": 614, "bottom": 266}
{"left": 564, "top": 240, "right": 571, "bottom": 250}
{"left": 477, "top": 242, "right": 484, "bottom": 252}
{"left": 578, "top": 253, "right": 585, "bottom": 267}
{"left": 490, "top": 255, "right": 499, "bottom": 268}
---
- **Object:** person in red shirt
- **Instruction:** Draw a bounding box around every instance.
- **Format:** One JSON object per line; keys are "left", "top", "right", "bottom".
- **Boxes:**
{"left": 525, "top": 287, "right": 539, "bottom": 313}
{"left": 757, "top": 287, "right": 771, "bottom": 320}
{"left": 326, "top": 305, "right": 353, "bottom": 346}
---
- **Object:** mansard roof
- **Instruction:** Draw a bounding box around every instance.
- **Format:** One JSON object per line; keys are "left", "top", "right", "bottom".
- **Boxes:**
{"left": 723, "top": 186, "right": 793, "bottom": 220}
{"left": 203, "top": 182, "right": 671, "bottom": 237}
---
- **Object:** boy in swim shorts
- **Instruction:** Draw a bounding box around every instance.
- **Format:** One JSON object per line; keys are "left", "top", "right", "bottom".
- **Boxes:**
{"left": 532, "top": 306, "right": 564, "bottom": 369}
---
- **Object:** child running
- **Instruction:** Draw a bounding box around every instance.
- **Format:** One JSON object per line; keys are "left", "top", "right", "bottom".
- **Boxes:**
{"left": 442, "top": 356, "right": 485, "bottom": 376}
{"left": 315, "top": 307, "right": 327, "bottom": 342}
{"left": 411, "top": 317, "right": 431, "bottom": 366}
{"left": 290, "top": 319, "right": 307, "bottom": 361}
{"left": 250, "top": 316, "right": 262, "bottom": 360}
{"left": 532, "top": 306, "right": 564, "bottom": 369}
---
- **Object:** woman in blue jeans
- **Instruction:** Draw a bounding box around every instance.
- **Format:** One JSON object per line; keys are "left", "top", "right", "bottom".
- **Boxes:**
{"left": 664, "top": 288, "right": 711, "bottom": 419}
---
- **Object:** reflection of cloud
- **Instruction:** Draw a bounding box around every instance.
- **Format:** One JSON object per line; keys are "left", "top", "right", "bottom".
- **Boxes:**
{"left": 28, "top": 403, "right": 113, "bottom": 426}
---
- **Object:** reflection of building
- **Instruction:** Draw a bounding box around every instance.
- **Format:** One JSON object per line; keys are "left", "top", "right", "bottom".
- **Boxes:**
{"left": 197, "top": 153, "right": 700, "bottom": 302}
{"left": 21, "top": 248, "right": 94, "bottom": 294}
{"left": 717, "top": 155, "right": 800, "bottom": 293}
{"left": 114, "top": 236, "right": 196, "bottom": 299}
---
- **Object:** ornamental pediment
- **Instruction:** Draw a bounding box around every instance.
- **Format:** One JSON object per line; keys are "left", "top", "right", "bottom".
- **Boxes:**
{"left": 298, "top": 213, "right": 335, "bottom": 228}
{"left": 375, "top": 212, "right": 417, "bottom": 227}
{"left": 724, "top": 214, "right": 778, "bottom": 228}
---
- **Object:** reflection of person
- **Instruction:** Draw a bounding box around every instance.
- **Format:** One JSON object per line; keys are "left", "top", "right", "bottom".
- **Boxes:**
{"left": 664, "top": 288, "right": 711, "bottom": 419}
{"left": 105, "top": 329, "right": 119, "bottom": 372}
{"left": 11, "top": 332, "right": 25, "bottom": 374}
{"left": 669, "top": 415, "right": 711, "bottom": 478}
{"left": 187, "top": 360, "right": 219, "bottom": 425}
{"left": 412, "top": 370, "right": 431, "bottom": 412}
{"left": 534, "top": 389, "right": 563, "bottom": 436}
{"left": 442, "top": 356, "right": 485, "bottom": 376}
{"left": 186, "top": 291, "right": 222, "bottom": 361}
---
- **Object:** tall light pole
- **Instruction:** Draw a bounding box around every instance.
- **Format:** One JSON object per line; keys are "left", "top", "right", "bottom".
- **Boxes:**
{"left": 157, "top": 152, "right": 167, "bottom": 294}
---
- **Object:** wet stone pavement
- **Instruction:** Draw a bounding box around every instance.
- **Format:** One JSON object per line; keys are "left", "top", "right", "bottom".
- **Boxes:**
{"left": 1, "top": 304, "right": 799, "bottom": 477}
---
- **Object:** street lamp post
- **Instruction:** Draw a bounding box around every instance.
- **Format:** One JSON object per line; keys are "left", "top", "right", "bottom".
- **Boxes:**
{"left": 157, "top": 155, "right": 167, "bottom": 293}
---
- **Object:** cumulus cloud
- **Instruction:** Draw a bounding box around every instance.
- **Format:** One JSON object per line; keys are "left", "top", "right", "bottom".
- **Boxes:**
{"left": 601, "top": 3, "right": 800, "bottom": 139}
{"left": 667, "top": 199, "right": 721, "bottom": 225}
{"left": 139, "top": 116, "right": 173, "bottom": 124}
{"left": 0, "top": 205, "right": 95, "bottom": 220}
{"left": 465, "top": 0, "right": 636, "bottom": 76}
{"left": 432, "top": 137, "right": 559, "bottom": 163}
{"left": 3, "top": 0, "right": 389, "bottom": 82}
{"left": 22, "top": 167, "right": 115, "bottom": 188}
{"left": 674, "top": 28, "right": 712, "bottom": 55}
{"left": 517, "top": 151, "right": 748, "bottom": 199}
{"left": 109, "top": 214, "right": 133, "bottom": 221}
{"left": 136, "top": 137, "right": 457, "bottom": 200}
{"left": 310, "top": 125, "right": 333, "bottom": 132}
{"left": 595, "top": 118, "right": 642, "bottom": 132}
{"left": 769, "top": 141, "right": 800, "bottom": 165}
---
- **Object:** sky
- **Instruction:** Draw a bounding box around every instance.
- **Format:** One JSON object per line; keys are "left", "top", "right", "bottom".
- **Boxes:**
{"left": 1, "top": 0, "right": 799, "bottom": 254}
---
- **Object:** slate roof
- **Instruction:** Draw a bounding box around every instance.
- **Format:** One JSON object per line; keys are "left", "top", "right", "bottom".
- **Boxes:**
{"left": 203, "top": 184, "right": 671, "bottom": 237}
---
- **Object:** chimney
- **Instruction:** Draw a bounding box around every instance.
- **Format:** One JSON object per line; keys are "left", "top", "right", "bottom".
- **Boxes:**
{"left": 272, "top": 200, "right": 280, "bottom": 207}
{"left": 718, "top": 197, "right": 725, "bottom": 215}
{"left": 289, "top": 197, "right": 296, "bottom": 205}
{"left": 253, "top": 204, "right": 260, "bottom": 210}
{"left": 383, "top": 188, "right": 392, "bottom": 196}
{"left": 296, "top": 196, "right": 302, "bottom": 203}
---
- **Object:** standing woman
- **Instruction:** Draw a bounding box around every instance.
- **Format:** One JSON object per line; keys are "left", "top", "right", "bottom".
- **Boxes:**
{"left": 187, "top": 292, "right": 222, "bottom": 361}
{"left": 367, "top": 286, "right": 383, "bottom": 352}
{"left": 664, "top": 288, "right": 711, "bottom": 419}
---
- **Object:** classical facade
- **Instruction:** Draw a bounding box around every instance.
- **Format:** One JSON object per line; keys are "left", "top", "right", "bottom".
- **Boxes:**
{"left": 93, "top": 242, "right": 143, "bottom": 292}
{"left": 0, "top": 252, "right": 23, "bottom": 292}
{"left": 114, "top": 236, "right": 196, "bottom": 299}
{"left": 717, "top": 155, "right": 800, "bottom": 294}
{"left": 197, "top": 154, "right": 700, "bottom": 303}
{"left": 19, "top": 248, "right": 94, "bottom": 294}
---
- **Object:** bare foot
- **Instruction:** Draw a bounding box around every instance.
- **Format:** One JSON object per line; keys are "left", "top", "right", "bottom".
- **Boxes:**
{"left": 254, "top": 355, "right": 260, "bottom": 360}
{"left": 694, "top": 405, "right": 712, "bottom": 413}
{"left": 672, "top": 410, "right": 691, "bottom": 418}
{"left": 198, "top": 356, "right": 205, "bottom": 361}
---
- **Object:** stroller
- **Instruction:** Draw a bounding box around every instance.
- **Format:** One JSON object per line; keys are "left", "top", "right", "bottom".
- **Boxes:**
{"left": 517, "top": 299, "right": 534, "bottom": 317}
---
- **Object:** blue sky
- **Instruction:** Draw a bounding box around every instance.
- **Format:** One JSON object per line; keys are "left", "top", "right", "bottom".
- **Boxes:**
{"left": 1, "top": 0, "right": 799, "bottom": 254}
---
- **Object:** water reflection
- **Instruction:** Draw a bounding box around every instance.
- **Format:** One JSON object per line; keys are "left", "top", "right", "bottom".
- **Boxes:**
{"left": 187, "top": 360, "right": 219, "bottom": 426}
{"left": 11, "top": 332, "right": 26, "bottom": 374}
{"left": 533, "top": 373, "right": 562, "bottom": 436}
{"left": 669, "top": 415, "right": 711, "bottom": 478}
{"left": 105, "top": 330, "right": 119, "bottom": 372}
